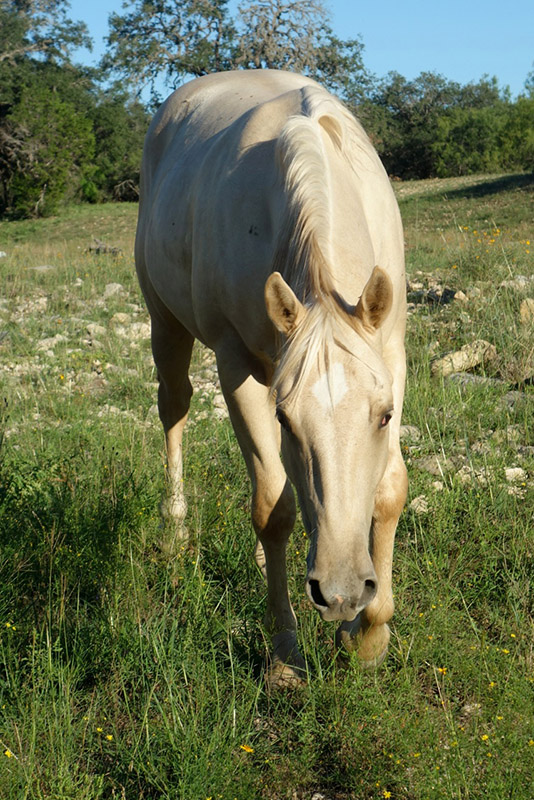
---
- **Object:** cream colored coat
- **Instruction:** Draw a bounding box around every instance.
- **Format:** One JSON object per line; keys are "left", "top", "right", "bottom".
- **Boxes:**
{"left": 135, "top": 70, "right": 408, "bottom": 685}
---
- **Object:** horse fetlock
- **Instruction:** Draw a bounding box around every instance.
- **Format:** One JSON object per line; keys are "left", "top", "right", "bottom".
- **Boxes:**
{"left": 158, "top": 495, "right": 189, "bottom": 556}
{"left": 263, "top": 604, "right": 297, "bottom": 636}
{"left": 336, "top": 615, "right": 390, "bottom": 668}
{"left": 272, "top": 629, "right": 299, "bottom": 657}
{"left": 160, "top": 493, "right": 187, "bottom": 524}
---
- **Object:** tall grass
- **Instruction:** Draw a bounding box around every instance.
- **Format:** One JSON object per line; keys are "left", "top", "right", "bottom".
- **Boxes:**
{"left": 1, "top": 175, "right": 533, "bottom": 799}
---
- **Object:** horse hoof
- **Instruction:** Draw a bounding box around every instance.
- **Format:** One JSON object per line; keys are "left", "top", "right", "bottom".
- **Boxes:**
{"left": 159, "top": 530, "right": 189, "bottom": 557}
{"left": 265, "top": 661, "right": 306, "bottom": 690}
{"left": 358, "top": 643, "right": 389, "bottom": 670}
{"left": 157, "top": 506, "right": 190, "bottom": 556}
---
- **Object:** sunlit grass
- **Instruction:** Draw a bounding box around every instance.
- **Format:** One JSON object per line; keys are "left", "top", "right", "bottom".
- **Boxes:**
{"left": 1, "top": 176, "right": 533, "bottom": 798}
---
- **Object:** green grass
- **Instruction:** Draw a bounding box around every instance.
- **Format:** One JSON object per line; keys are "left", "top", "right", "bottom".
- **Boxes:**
{"left": 1, "top": 174, "right": 533, "bottom": 799}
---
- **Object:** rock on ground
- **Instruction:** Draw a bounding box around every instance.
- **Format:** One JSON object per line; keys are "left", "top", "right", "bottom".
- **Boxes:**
{"left": 431, "top": 340, "right": 497, "bottom": 377}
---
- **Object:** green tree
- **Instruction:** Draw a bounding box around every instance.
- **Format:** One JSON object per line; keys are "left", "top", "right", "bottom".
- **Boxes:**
{"left": 234, "top": 1, "right": 369, "bottom": 102}
{"left": 103, "top": 0, "right": 235, "bottom": 103}
{"left": 0, "top": 0, "right": 97, "bottom": 216}
{"left": 314, "top": 33, "right": 371, "bottom": 104}
{"left": 4, "top": 83, "right": 95, "bottom": 217}
{"left": 102, "top": 0, "right": 370, "bottom": 106}
{"left": 369, "top": 71, "right": 465, "bottom": 178}
{"left": 88, "top": 93, "right": 149, "bottom": 202}
{"left": 524, "top": 64, "right": 534, "bottom": 97}
{"left": 499, "top": 96, "right": 534, "bottom": 172}
{"left": 0, "top": 0, "right": 90, "bottom": 65}
{"left": 366, "top": 71, "right": 508, "bottom": 179}
{"left": 0, "top": 0, "right": 147, "bottom": 216}
{"left": 432, "top": 106, "right": 503, "bottom": 177}
{"left": 455, "top": 74, "right": 503, "bottom": 108}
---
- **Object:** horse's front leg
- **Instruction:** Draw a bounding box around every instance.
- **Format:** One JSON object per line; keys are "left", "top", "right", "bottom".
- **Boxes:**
{"left": 253, "top": 470, "right": 306, "bottom": 685}
{"left": 217, "top": 344, "right": 305, "bottom": 687}
{"left": 337, "top": 445, "right": 408, "bottom": 666}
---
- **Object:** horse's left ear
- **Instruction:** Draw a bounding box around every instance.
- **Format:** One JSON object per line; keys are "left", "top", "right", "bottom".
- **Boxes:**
{"left": 265, "top": 272, "right": 306, "bottom": 335}
{"left": 353, "top": 266, "right": 393, "bottom": 332}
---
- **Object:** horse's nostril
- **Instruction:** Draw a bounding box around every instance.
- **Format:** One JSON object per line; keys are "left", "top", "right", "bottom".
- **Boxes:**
{"left": 309, "top": 578, "right": 328, "bottom": 608}
{"left": 362, "top": 577, "right": 377, "bottom": 604}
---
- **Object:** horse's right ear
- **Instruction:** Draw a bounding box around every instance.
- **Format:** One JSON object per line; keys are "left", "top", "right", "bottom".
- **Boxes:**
{"left": 353, "top": 266, "right": 393, "bottom": 333}
{"left": 265, "top": 272, "right": 306, "bottom": 335}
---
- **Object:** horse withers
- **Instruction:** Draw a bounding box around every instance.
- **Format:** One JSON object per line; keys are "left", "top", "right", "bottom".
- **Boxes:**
{"left": 135, "top": 70, "right": 408, "bottom": 686}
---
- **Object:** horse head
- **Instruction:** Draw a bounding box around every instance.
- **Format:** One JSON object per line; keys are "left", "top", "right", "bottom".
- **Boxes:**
{"left": 266, "top": 267, "right": 394, "bottom": 622}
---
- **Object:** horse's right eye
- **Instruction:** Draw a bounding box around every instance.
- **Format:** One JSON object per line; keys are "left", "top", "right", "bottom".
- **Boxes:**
{"left": 380, "top": 412, "right": 392, "bottom": 429}
{"left": 276, "top": 408, "right": 291, "bottom": 432}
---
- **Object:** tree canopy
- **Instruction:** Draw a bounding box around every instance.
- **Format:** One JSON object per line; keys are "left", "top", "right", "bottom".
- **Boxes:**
{"left": 0, "top": 0, "right": 149, "bottom": 217}
{"left": 103, "top": 0, "right": 370, "bottom": 105}
{"left": 0, "top": 0, "right": 533, "bottom": 219}
{"left": 102, "top": 0, "right": 235, "bottom": 103}
{"left": 0, "top": 0, "right": 91, "bottom": 65}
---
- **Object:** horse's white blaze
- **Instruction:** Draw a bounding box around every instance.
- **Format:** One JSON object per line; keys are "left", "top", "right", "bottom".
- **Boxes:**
{"left": 311, "top": 362, "right": 348, "bottom": 411}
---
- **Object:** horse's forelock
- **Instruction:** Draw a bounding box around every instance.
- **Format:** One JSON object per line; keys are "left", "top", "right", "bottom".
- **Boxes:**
{"left": 271, "top": 303, "right": 335, "bottom": 404}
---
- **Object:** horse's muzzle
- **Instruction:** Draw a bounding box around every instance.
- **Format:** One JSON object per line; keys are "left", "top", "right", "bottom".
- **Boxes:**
{"left": 306, "top": 571, "right": 377, "bottom": 622}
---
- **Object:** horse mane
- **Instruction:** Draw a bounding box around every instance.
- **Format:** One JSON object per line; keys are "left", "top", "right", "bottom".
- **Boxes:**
{"left": 271, "top": 87, "right": 374, "bottom": 402}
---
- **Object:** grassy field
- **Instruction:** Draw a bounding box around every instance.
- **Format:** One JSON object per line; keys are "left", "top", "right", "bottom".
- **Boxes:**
{"left": 0, "top": 173, "right": 533, "bottom": 799}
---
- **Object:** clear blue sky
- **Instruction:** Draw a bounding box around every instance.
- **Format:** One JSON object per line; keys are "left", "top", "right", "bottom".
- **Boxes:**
{"left": 69, "top": 0, "right": 533, "bottom": 98}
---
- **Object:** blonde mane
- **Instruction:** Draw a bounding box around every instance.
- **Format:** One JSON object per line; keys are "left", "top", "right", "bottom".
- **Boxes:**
{"left": 271, "top": 88, "right": 372, "bottom": 403}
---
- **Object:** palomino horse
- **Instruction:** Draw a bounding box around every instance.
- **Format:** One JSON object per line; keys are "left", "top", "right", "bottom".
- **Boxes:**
{"left": 135, "top": 70, "right": 408, "bottom": 685}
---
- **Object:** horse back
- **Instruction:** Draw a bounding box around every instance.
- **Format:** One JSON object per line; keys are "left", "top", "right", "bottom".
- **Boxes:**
{"left": 136, "top": 71, "right": 404, "bottom": 357}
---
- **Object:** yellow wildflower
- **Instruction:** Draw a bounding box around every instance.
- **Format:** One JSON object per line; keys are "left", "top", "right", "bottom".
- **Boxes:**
{"left": 239, "top": 744, "right": 254, "bottom": 753}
